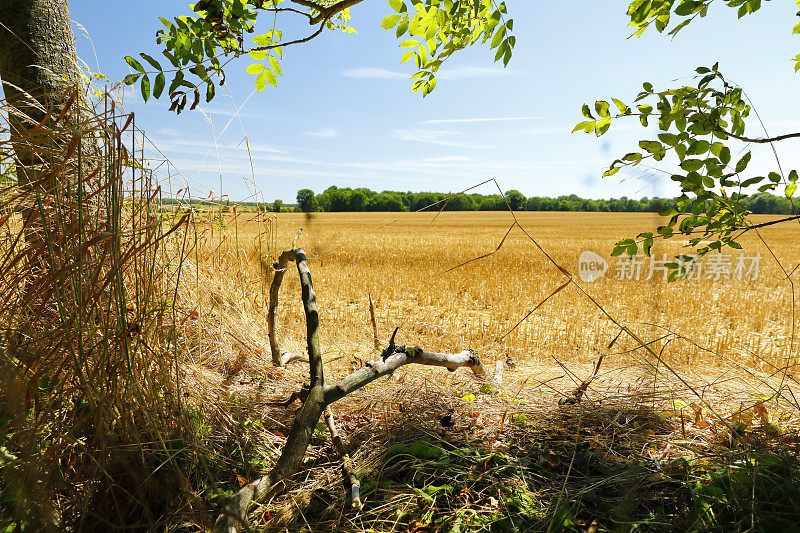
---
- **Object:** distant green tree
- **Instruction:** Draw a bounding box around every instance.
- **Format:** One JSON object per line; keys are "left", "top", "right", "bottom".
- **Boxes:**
{"left": 272, "top": 199, "right": 284, "bottom": 213}
{"left": 367, "top": 192, "right": 403, "bottom": 211}
{"left": 349, "top": 189, "right": 368, "bottom": 211}
{"left": 479, "top": 195, "right": 504, "bottom": 211}
{"left": 443, "top": 194, "right": 472, "bottom": 211}
{"left": 412, "top": 192, "right": 442, "bottom": 211}
{"left": 505, "top": 189, "right": 525, "bottom": 210}
{"left": 296, "top": 188, "right": 318, "bottom": 212}
{"left": 525, "top": 196, "right": 542, "bottom": 211}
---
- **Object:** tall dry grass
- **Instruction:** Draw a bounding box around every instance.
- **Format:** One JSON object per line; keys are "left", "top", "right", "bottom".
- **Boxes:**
{"left": 0, "top": 89, "right": 210, "bottom": 530}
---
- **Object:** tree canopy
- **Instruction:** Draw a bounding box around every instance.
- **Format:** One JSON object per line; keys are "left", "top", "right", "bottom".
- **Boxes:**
{"left": 124, "top": 0, "right": 514, "bottom": 112}
{"left": 572, "top": 0, "right": 800, "bottom": 276}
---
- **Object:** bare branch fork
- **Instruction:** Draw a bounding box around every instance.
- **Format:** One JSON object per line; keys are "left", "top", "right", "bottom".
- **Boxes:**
{"left": 213, "top": 248, "right": 486, "bottom": 532}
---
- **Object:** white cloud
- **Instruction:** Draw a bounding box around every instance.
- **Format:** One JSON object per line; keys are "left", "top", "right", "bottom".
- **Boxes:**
{"left": 391, "top": 128, "right": 492, "bottom": 149}
{"left": 342, "top": 66, "right": 519, "bottom": 80}
{"left": 304, "top": 128, "right": 338, "bottom": 138}
{"left": 342, "top": 67, "right": 406, "bottom": 79}
{"left": 422, "top": 116, "right": 543, "bottom": 125}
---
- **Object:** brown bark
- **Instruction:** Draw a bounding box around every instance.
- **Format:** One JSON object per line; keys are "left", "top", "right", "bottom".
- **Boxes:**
{"left": 0, "top": 0, "right": 83, "bottom": 182}
{"left": 323, "top": 406, "right": 361, "bottom": 509}
{"left": 268, "top": 249, "right": 309, "bottom": 366}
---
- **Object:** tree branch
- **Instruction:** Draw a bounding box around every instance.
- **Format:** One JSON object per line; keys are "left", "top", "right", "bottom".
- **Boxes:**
{"left": 249, "top": 21, "right": 326, "bottom": 52}
{"left": 290, "top": 0, "right": 368, "bottom": 24}
{"left": 324, "top": 346, "right": 487, "bottom": 405}
{"left": 214, "top": 248, "right": 326, "bottom": 533}
{"left": 716, "top": 128, "right": 800, "bottom": 145}
{"left": 323, "top": 406, "right": 362, "bottom": 509}
{"left": 745, "top": 214, "right": 800, "bottom": 230}
{"left": 215, "top": 249, "right": 486, "bottom": 532}
{"left": 269, "top": 249, "right": 309, "bottom": 366}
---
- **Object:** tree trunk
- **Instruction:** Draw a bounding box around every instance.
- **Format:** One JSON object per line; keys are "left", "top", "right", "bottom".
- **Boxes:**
{"left": 0, "top": 0, "right": 82, "bottom": 120}
{"left": 0, "top": 0, "right": 85, "bottom": 269}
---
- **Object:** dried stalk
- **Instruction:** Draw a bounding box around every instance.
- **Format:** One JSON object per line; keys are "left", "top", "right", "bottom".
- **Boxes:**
{"left": 369, "top": 292, "right": 379, "bottom": 350}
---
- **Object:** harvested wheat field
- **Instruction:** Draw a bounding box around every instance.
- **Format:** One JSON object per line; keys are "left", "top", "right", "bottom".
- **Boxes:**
{"left": 175, "top": 209, "right": 800, "bottom": 531}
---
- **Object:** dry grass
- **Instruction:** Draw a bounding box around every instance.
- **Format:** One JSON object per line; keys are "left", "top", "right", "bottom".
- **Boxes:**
{"left": 173, "top": 208, "right": 800, "bottom": 531}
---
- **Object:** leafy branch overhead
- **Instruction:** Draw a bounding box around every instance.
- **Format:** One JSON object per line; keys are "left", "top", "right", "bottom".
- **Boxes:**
{"left": 572, "top": 0, "right": 800, "bottom": 281}
{"left": 125, "top": 0, "right": 514, "bottom": 112}
{"left": 383, "top": 0, "right": 514, "bottom": 97}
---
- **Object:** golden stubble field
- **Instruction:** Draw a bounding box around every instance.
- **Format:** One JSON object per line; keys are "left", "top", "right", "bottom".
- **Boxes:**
{"left": 188, "top": 210, "right": 799, "bottom": 383}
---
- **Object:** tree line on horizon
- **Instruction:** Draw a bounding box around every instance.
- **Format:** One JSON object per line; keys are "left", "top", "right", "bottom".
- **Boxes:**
{"left": 157, "top": 187, "right": 796, "bottom": 216}
{"left": 290, "top": 186, "right": 796, "bottom": 215}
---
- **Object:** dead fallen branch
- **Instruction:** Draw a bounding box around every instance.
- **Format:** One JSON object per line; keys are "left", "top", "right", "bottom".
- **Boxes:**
{"left": 324, "top": 406, "right": 362, "bottom": 509}
{"left": 268, "top": 248, "right": 309, "bottom": 366}
{"left": 324, "top": 346, "right": 486, "bottom": 405}
{"left": 213, "top": 248, "right": 485, "bottom": 532}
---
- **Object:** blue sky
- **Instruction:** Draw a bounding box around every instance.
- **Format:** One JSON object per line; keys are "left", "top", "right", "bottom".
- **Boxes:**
{"left": 68, "top": 1, "right": 800, "bottom": 203}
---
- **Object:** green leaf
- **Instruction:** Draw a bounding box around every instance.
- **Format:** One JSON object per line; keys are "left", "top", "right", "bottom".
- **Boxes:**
{"left": 269, "top": 55, "right": 282, "bottom": 76}
{"left": 639, "top": 140, "right": 663, "bottom": 154}
{"left": 396, "top": 15, "right": 409, "bottom": 37}
{"left": 595, "top": 100, "right": 610, "bottom": 118}
{"left": 741, "top": 176, "right": 764, "bottom": 187}
{"left": 253, "top": 34, "right": 272, "bottom": 47}
{"left": 153, "top": 72, "right": 165, "bottom": 99}
{"left": 246, "top": 63, "right": 265, "bottom": 74}
{"left": 206, "top": 81, "right": 215, "bottom": 102}
{"left": 490, "top": 26, "right": 506, "bottom": 49}
{"left": 611, "top": 98, "right": 629, "bottom": 114}
{"left": 787, "top": 183, "right": 797, "bottom": 198}
{"left": 123, "top": 73, "right": 142, "bottom": 85}
{"left": 735, "top": 152, "right": 751, "bottom": 173}
{"left": 680, "top": 159, "right": 704, "bottom": 172}
{"left": 658, "top": 132, "right": 679, "bottom": 146}
{"left": 139, "top": 53, "right": 162, "bottom": 71}
{"left": 688, "top": 139, "right": 710, "bottom": 155}
{"left": 140, "top": 75, "right": 151, "bottom": 102}
{"left": 255, "top": 71, "right": 267, "bottom": 92}
{"left": 264, "top": 68, "right": 278, "bottom": 87}
{"left": 124, "top": 55, "right": 145, "bottom": 73}
{"left": 381, "top": 14, "right": 402, "bottom": 29}
{"left": 388, "top": 0, "right": 406, "bottom": 13}
{"left": 719, "top": 146, "right": 731, "bottom": 165}
{"left": 572, "top": 120, "right": 595, "bottom": 133}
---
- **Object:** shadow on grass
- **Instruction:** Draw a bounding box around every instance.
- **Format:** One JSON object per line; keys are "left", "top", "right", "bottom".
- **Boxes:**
{"left": 267, "top": 401, "right": 800, "bottom": 533}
